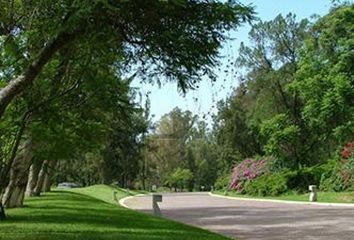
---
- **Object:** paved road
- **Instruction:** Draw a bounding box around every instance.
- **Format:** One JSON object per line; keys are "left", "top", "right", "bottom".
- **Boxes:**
{"left": 124, "top": 192, "right": 354, "bottom": 240}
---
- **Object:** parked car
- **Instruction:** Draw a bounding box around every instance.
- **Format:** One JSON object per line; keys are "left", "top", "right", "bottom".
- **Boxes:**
{"left": 57, "top": 182, "right": 80, "bottom": 189}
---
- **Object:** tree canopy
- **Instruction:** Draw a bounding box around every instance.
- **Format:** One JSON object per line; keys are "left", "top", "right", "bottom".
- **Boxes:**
{"left": 0, "top": 0, "right": 254, "bottom": 118}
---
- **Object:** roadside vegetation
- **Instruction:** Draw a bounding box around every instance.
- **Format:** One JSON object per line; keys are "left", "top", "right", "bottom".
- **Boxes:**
{"left": 138, "top": 4, "right": 354, "bottom": 200}
{"left": 0, "top": 1, "right": 353, "bottom": 238}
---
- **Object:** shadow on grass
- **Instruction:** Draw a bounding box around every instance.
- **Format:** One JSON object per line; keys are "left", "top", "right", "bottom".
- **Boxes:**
{"left": 1, "top": 190, "right": 228, "bottom": 240}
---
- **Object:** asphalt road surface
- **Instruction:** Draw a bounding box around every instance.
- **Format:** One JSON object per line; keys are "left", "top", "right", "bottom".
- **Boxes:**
{"left": 124, "top": 192, "right": 354, "bottom": 240}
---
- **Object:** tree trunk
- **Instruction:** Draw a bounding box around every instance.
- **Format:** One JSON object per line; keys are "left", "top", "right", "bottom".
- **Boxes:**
{"left": 25, "top": 161, "right": 42, "bottom": 197}
{"left": 33, "top": 160, "right": 49, "bottom": 196}
{"left": 0, "top": 112, "right": 30, "bottom": 192}
{"left": 42, "top": 160, "right": 56, "bottom": 192}
{"left": 0, "top": 202, "right": 6, "bottom": 220}
{"left": 2, "top": 137, "right": 33, "bottom": 208}
{"left": 0, "top": 32, "right": 75, "bottom": 119}
{"left": 6, "top": 185, "right": 26, "bottom": 208}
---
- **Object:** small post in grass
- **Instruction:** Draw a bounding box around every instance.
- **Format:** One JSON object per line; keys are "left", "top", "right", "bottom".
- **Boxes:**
{"left": 309, "top": 185, "right": 317, "bottom": 202}
{"left": 152, "top": 193, "right": 162, "bottom": 216}
{"left": 126, "top": 188, "right": 131, "bottom": 196}
{"left": 113, "top": 191, "right": 118, "bottom": 203}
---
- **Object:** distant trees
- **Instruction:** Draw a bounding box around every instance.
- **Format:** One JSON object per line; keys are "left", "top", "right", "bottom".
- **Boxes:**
{"left": 213, "top": 13, "right": 311, "bottom": 171}
{"left": 141, "top": 108, "right": 196, "bottom": 189}
{"left": 166, "top": 168, "right": 193, "bottom": 192}
{"left": 140, "top": 108, "right": 218, "bottom": 191}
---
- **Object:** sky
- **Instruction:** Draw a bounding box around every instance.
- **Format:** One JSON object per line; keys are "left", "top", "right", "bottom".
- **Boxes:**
{"left": 131, "top": 0, "right": 341, "bottom": 126}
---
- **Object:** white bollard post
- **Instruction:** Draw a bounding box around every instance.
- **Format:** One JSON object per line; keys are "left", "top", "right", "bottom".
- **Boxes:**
{"left": 309, "top": 185, "right": 317, "bottom": 202}
{"left": 152, "top": 194, "right": 162, "bottom": 216}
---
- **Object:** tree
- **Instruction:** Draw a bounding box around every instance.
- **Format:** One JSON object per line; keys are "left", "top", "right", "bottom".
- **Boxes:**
{"left": 189, "top": 136, "right": 219, "bottom": 190}
{"left": 0, "top": 1, "right": 254, "bottom": 119}
{"left": 214, "top": 83, "right": 262, "bottom": 169}
{"left": 166, "top": 168, "right": 193, "bottom": 192}
{"left": 100, "top": 109, "right": 147, "bottom": 187}
{"left": 145, "top": 108, "right": 197, "bottom": 187}
{"left": 213, "top": 4, "right": 353, "bottom": 181}
{"left": 293, "top": 4, "right": 354, "bottom": 154}
{"left": 0, "top": 38, "right": 141, "bottom": 213}
{"left": 230, "top": 13, "right": 311, "bottom": 168}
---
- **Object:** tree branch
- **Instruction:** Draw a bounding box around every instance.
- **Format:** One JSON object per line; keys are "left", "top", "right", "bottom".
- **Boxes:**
{"left": 0, "top": 31, "right": 77, "bottom": 119}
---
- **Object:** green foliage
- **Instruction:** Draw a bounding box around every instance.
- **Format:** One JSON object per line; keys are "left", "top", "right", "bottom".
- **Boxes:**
{"left": 293, "top": 4, "right": 354, "bottom": 149}
{"left": 320, "top": 142, "right": 354, "bottom": 191}
{"left": 319, "top": 159, "right": 344, "bottom": 191}
{"left": 244, "top": 166, "right": 324, "bottom": 196}
{"left": 214, "top": 84, "right": 262, "bottom": 164}
{"left": 142, "top": 107, "right": 220, "bottom": 191}
{"left": 166, "top": 168, "right": 194, "bottom": 191}
{"left": 244, "top": 171, "right": 292, "bottom": 196}
{"left": 260, "top": 114, "right": 301, "bottom": 168}
{"left": 143, "top": 108, "right": 197, "bottom": 188}
{"left": 214, "top": 173, "right": 231, "bottom": 191}
{"left": 0, "top": 0, "right": 255, "bottom": 96}
{"left": 0, "top": 0, "right": 255, "bottom": 198}
{"left": 214, "top": 12, "right": 311, "bottom": 174}
{"left": 215, "top": 4, "right": 354, "bottom": 191}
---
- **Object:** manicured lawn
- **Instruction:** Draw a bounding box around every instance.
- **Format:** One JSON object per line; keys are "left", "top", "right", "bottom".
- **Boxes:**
{"left": 0, "top": 185, "right": 230, "bottom": 240}
{"left": 215, "top": 190, "right": 354, "bottom": 203}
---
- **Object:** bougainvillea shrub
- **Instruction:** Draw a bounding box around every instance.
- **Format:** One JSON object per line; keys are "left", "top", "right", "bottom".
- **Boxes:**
{"left": 228, "top": 158, "right": 272, "bottom": 192}
{"left": 340, "top": 142, "right": 354, "bottom": 189}
{"left": 341, "top": 142, "right": 354, "bottom": 159}
{"left": 320, "top": 141, "right": 354, "bottom": 191}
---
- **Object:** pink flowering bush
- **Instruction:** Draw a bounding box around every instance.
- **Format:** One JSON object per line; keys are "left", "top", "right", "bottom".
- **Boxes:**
{"left": 339, "top": 142, "right": 354, "bottom": 189}
{"left": 341, "top": 142, "right": 354, "bottom": 159}
{"left": 320, "top": 141, "right": 354, "bottom": 191}
{"left": 228, "top": 158, "right": 271, "bottom": 192}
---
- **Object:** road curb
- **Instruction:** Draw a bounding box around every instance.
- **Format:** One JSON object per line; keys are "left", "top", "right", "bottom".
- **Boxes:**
{"left": 119, "top": 194, "right": 147, "bottom": 208}
{"left": 209, "top": 192, "right": 354, "bottom": 207}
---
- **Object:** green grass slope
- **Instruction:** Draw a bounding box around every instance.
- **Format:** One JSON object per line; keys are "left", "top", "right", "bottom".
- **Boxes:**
{"left": 0, "top": 185, "right": 229, "bottom": 240}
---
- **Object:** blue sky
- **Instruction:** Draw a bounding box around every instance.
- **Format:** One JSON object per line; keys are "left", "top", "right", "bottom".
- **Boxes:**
{"left": 131, "top": 0, "right": 343, "bottom": 125}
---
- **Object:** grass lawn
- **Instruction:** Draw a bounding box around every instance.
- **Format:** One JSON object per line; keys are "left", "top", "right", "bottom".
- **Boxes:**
{"left": 214, "top": 190, "right": 354, "bottom": 203}
{"left": 0, "top": 185, "right": 230, "bottom": 240}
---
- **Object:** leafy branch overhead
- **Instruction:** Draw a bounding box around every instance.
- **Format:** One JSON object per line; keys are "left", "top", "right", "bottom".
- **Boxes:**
{"left": 0, "top": 0, "right": 255, "bottom": 118}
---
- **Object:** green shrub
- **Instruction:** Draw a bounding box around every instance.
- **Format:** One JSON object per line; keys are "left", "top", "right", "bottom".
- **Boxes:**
{"left": 165, "top": 168, "right": 193, "bottom": 191}
{"left": 244, "top": 170, "right": 293, "bottom": 196}
{"left": 244, "top": 166, "right": 324, "bottom": 197}
{"left": 214, "top": 173, "right": 231, "bottom": 191}
{"left": 287, "top": 166, "right": 323, "bottom": 192}
{"left": 320, "top": 142, "right": 354, "bottom": 191}
{"left": 320, "top": 158, "right": 350, "bottom": 192}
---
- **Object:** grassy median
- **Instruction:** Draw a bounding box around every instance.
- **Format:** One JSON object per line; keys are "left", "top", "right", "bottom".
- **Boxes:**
{"left": 216, "top": 190, "right": 354, "bottom": 203}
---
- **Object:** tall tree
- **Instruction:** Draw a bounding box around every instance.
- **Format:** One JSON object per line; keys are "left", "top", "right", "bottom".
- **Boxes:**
{"left": 233, "top": 13, "right": 311, "bottom": 168}
{"left": 293, "top": 4, "right": 354, "bottom": 153}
